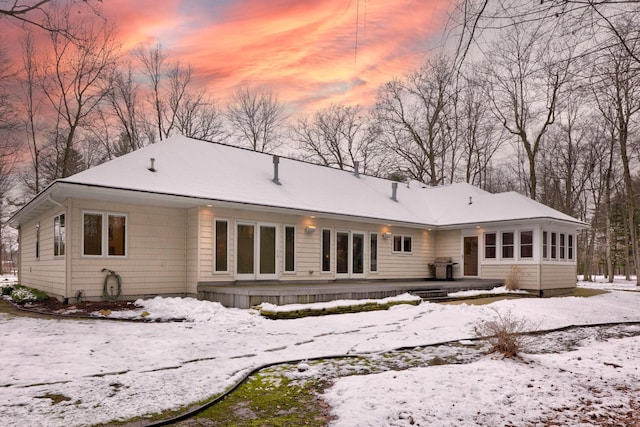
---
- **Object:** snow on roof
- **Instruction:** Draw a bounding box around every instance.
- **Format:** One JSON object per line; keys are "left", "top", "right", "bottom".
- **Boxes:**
{"left": 53, "top": 135, "right": 584, "bottom": 228}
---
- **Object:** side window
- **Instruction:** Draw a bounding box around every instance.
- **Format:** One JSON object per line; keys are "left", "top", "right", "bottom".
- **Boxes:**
{"left": 284, "top": 226, "right": 295, "bottom": 272}
{"left": 35, "top": 223, "right": 40, "bottom": 259}
{"left": 392, "top": 235, "right": 412, "bottom": 253}
{"left": 520, "top": 230, "right": 533, "bottom": 259}
{"left": 83, "top": 212, "right": 127, "bottom": 257}
{"left": 551, "top": 232, "right": 557, "bottom": 259}
{"left": 501, "top": 232, "right": 514, "bottom": 259}
{"left": 54, "top": 214, "right": 66, "bottom": 257}
{"left": 542, "top": 231, "right": 548, "bottom": 259}
{"left": 485, "top": 233, "right": 496, "bottom": 259}
{"left": 321, "top": 229, "right": 331, "bottom": 272}
{"left": 370, "top": 233, "right": 378, "bottom": 272}
{"left": 215, "top": 220, "right": 228, "bottom": 272}
{"left": 568, "top": 234, "right": 574, "bottom": 260}
{"left": 559, "top": 233, "right": 566, "bottom": 260}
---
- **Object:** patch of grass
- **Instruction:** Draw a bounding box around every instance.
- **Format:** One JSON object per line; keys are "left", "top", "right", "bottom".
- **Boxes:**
{"left": 567, "top": 288, "right": 609, "bottom": 298}
{"left": 193, "top": 367, "right": 332, "bottom": 426}
{"left": 36, "top": 393, "right": 72, "bottom": 405}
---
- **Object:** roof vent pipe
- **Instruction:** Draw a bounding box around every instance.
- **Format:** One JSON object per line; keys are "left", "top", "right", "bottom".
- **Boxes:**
{"left": 354, "top": 161, "right": 360, "bottom": 178}
{"left": 391, "top": 182, "right": 398, "bottom": 202}
{"left": 148, "top": 158, "right": 156, "bottom": 172}
{"left": 272, "top": 155, "right": 281, "bottom": 185}
{"left": 469, "top": 196, "right": 473, "bottom": 205}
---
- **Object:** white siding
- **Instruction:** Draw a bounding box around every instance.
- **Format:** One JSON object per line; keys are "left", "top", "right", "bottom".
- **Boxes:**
{"left": 19, "top": 211, "right": 67, "bottom": 299}
{"left": 69, "top": 200, "right": 187, "bottom": 299}
{"left": 433, "top": 230, "right": 462, "bottom": 278}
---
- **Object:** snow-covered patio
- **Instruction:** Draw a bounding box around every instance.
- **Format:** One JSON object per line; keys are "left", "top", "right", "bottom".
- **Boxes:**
{"left": 1, "top": 276, "right": 639, "bottom": 426}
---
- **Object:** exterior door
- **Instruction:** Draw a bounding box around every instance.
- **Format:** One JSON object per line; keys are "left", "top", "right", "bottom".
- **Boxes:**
{"left": 236, "top": 223, "right": 278, "bottom": 280}
{"left": 464, "top": 236, "right": 479, "bottom": 276}
{"left": 336, "top": 231, "right": 365, "bottom": 278}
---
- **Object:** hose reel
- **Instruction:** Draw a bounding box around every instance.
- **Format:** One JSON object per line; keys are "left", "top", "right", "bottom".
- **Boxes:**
{"left": 101, "top": 268, "right": 122, "bottom": 301}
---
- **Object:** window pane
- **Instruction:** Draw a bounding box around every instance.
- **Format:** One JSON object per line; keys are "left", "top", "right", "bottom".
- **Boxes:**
{"left": 485, "top": 233, "right": 496, "bottom": 259}
{"left": 393, "top": 235, "right": 402, "bottom": 252}
{"left": 520, "top": 231, "right": 533, "bottom": 258}
{"left": 336, "top": 232, "right": 349, "bottom": 274}
{"left": 502, "top": 232, "right": 514, "bottom": 259}
{"left": 568, "top": 234, "right": 574, "bottom": 260}
{"left": 322, "top": 229, "right": 331, "bottom": 272}
{"left": 237, "top": 224, "right": 255, "bottom": 274}
{"left": 84, "top": 214, "right": 102, "bottom": 256}
{"left": 35, "top": 224, "right": 40, "bottom": 259}
{"left": 560, "top": 234, "right": 566, "bottom": 259}
{"left": 54, "top": 215, "right": 64, "bottom": 256}
{"left": 370, "top": 233, "right": 378, "bottom": 272}
{"left": 259, "top": 226, "right": 276, "bottom": 275}
{"left": 352, "top": 233, "right": 364, "bottom": 274}
{"left": 543, "top": 231, "right": 548, "bottom": 259}
{"left": 285, "top": 226, "right": 295, "bottom": 272}
{"left": 403, "top": 236, "right": 412, "bottom": 253}
{"left": 551, "top": 233, "right": 557, "bottom": 259}
{"left": 108, "top": 215, "right": 126, "bottom": 256}
{"left": 215, "top": 220, "right": 228, "bottom": 272}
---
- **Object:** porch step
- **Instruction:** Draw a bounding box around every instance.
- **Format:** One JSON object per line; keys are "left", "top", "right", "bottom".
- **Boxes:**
{"left": 409, "top": 289, "right": 449, "bottom": 300}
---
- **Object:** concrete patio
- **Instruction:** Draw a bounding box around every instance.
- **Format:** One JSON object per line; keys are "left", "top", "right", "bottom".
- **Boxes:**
{"left": 198, "top": 278, "right": 506, "bottom": 309}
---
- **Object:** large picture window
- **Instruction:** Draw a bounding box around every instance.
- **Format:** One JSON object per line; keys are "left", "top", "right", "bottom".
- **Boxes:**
{"left": 485, "top": 233, "right": 496, "bottom": 259}
{"left": 54, "top": 214, "right": 66, "bottom": 257}
{"left": 83, "top": 212, "right": 127, "bottom": 257}
{"left": 215, "top": 220, "right": 228, "bottom": 272}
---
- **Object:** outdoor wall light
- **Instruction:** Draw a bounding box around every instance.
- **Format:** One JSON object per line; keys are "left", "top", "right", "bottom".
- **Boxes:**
{"left": 305, "top": 226, "right": 317, "bottom": 234}
{"left": 382, "top": 232, "right": 392, "bottom": 239}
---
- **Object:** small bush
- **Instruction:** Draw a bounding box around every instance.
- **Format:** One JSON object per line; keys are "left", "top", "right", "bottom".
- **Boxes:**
{"left": 1, "top": 284, "right": 14, "bottom": 296}
{"left": 504, "top": 266, "right": 522, "bottom": 291}
{"left": 473, "top": 308, "right": 535, "bottom": 358}
{"left": 10, "top": 285, "right": 49, "bottom": 305}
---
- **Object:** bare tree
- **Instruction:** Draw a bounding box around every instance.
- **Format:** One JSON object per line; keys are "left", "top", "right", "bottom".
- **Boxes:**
{"left": 481, "top": 22, "right": 572, "bottom": 199}
{"left": 292, "top": 104, "right": 381, "bottom": 174}
{"left": 0, "top": 0, "right": 101, "bottom": 36}
{"left": 592, "top": 20, "right": 640, "bottom": 285}
{"left": 374, "top": 56, "right": 456, "bottom": 185}
{"left": 174, "top": 91, "right": 227, "bottom": 142}
{"left": 137, "top": 42, "right": 165, "bottom": 142}
{"left": 38, "top": 6, "right": 119, "bottom": 178}
{"left": 227, "top": 86, "right": 286, "bottom": 153}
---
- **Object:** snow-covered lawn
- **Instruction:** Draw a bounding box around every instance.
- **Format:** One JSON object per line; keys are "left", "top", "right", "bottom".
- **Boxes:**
{"left": 1, "top": 277, "right": 639, "bottom": 426}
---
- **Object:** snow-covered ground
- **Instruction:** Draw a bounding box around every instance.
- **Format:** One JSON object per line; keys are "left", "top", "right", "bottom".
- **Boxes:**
{"left": 1, "top": 276, "right": 639, "bottom": 426}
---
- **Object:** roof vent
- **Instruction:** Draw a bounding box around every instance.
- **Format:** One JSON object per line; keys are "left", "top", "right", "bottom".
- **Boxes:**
{"left": 354, "top": 161, "right": 360, "bottom": 178}
{"left": 272, "top": 155, "right": 281, "bottom": 185}
{"left": 148, "top": 158, "right": 156, "bottom": 172}
{"left": 468, "top": 196, "right": 473, "bottom": 205}
{"left": 391, "top": 182, "right": 398, "bottom": 202}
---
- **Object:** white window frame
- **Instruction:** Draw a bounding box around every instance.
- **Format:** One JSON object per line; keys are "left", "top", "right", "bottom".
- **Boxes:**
{"left": 214, "top": 219, "right": 229, "bottom": 273}
{"left": 501, "top": 231, "right": 515, "bottom": 260}
{"left": 519, "top": 230, "right": 533, "bottom": 259}
{"left": 54, "top": 213, "right": 66, "bottom": 257}
{"left": 392, "top": 234, "right": 413, "bottom": 254}
{"left": 484, "top": 232, "right": 497, "bottom": 260}
{"left": 82, "top": 211, "right": 128, "bottom": 258}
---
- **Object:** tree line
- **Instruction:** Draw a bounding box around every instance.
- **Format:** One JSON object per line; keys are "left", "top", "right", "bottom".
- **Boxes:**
{"left": 0, "top": 0, "right": 639, "bottom": 282}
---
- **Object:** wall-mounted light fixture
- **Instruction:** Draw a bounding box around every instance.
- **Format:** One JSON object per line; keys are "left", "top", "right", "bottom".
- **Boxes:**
{"left": 382, "top": 232, "right": 392, "bottom": 239}
{"left": 305, "top": 225, "right": 317, "bottom": 234}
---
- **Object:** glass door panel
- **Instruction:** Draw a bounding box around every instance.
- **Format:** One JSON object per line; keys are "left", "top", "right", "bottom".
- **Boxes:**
{"left": 259, "top": 225, "right": 277, "bottom": 277}
{"left": 236, "top": 224, "right": 255, "bottom": 276}
{"left": 336, "top": 232, "right": 349, "bottom": 275}
{"left": 352, "top": 233, "right": 364, "bottom": 275}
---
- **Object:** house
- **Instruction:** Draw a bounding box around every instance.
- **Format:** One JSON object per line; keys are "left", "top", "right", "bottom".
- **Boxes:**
{"left": 9, "top": 135, "right": 588, "bottom": 308}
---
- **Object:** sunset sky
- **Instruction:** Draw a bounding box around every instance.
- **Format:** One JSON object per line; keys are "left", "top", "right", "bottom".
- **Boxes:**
{"left": 94, "top": 0, "right": 455, "bottom": 114}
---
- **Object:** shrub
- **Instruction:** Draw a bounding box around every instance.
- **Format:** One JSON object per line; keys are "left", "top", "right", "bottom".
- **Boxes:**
{"left": 1, "top": 284, "right": 14, "bottom": 296}
{"left": 10, "top": 285, "right": 49, "bottom": 305}
{"left": 473, "top": 308, "right": 535, "bottom": 358}
{"left": 504, "top": 266, "right": 522, "bottom": 291}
